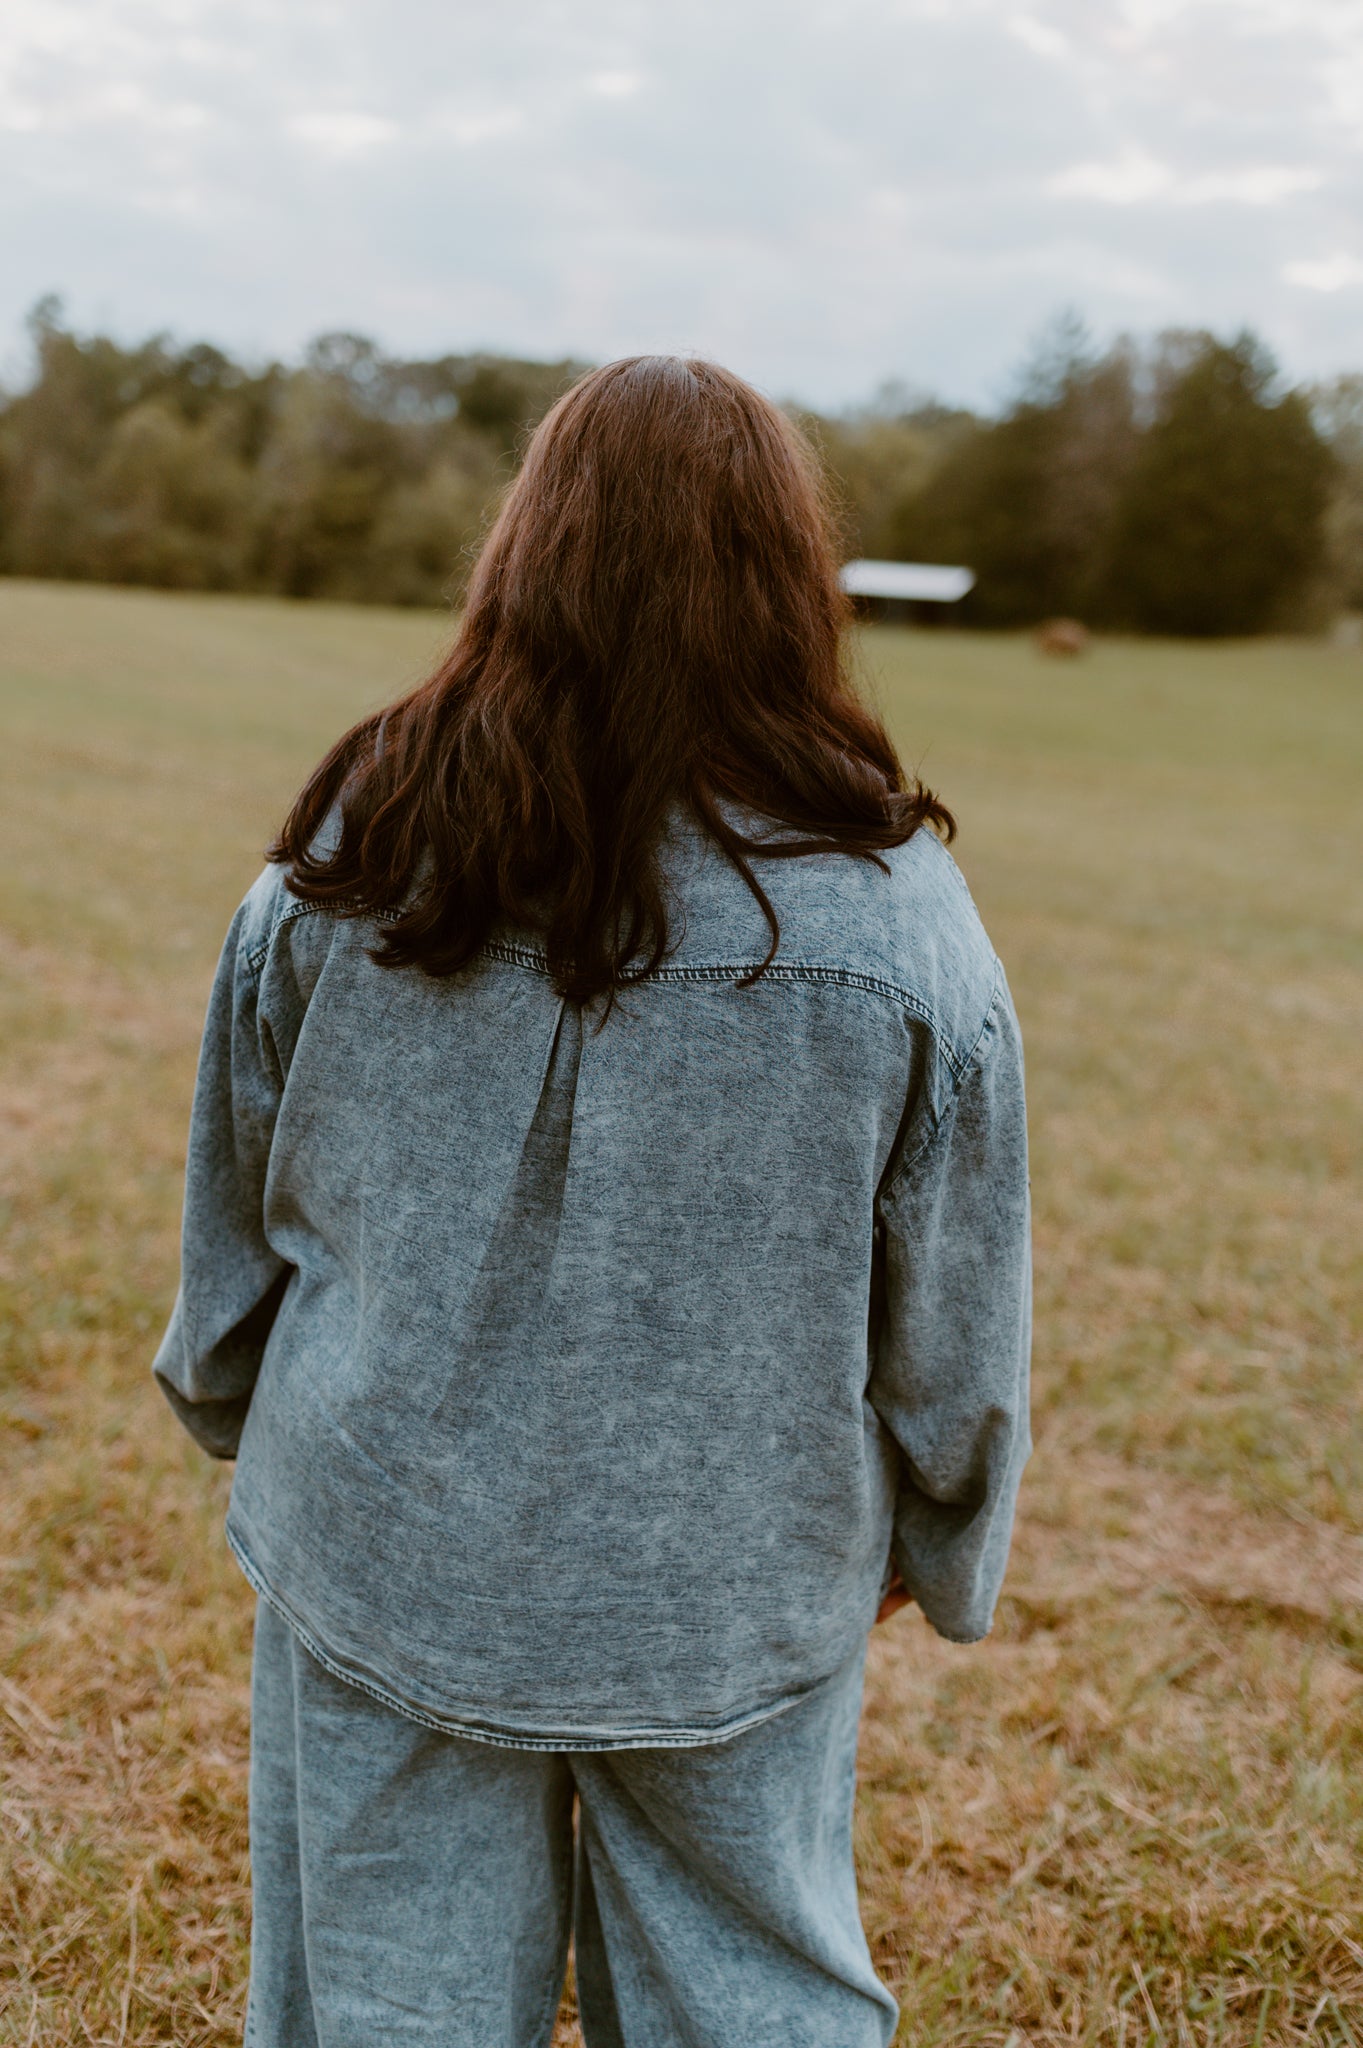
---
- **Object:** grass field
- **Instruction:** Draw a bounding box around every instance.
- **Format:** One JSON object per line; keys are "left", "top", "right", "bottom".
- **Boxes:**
{"left": 1, "top": 577, "right": 1360, "bottom": 2046}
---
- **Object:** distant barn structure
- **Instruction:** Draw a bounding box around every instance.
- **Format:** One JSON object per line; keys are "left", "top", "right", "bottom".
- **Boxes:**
{"left": 839, "top": 559, "right": 975, "bottom": 624}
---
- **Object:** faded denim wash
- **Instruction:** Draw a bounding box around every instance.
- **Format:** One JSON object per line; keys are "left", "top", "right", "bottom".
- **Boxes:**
{"left": 154, "top": 807, "right": 1032, "bottom": 1745}
{"left": 245, "top": 1595, "right": 898, "bottom": 2048}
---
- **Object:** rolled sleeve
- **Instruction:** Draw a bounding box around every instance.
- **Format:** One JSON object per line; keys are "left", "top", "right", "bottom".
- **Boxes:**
{"left": 871, "top": 973, "right": 1032, "bottom": 1643}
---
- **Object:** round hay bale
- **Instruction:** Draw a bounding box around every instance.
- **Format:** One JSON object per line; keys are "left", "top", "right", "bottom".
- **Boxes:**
{"left": 1034, "top": 618, "right": 1090, "bottom": 658}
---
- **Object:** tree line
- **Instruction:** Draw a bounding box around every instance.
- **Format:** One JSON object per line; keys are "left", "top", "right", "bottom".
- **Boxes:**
{"left": 2, "top": 297, "right": 1359, "bottom": 635}
{"left": 850, "top": 318, "right": 1351, "bottom": 636}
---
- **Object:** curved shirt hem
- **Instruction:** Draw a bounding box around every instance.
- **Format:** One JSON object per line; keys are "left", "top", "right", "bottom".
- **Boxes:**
{"left": 227, "top": 1526, "right": 811, "bottom": 1753}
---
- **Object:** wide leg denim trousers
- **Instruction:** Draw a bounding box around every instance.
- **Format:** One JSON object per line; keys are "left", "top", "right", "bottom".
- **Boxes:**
{"left": 245, "top": 1600, "right": 898, "bottom": 2048}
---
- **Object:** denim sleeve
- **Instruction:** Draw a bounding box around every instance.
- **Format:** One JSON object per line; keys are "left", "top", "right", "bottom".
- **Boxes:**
{"left": 152, "top": 890, "right": 291, "bottom": 1458}
{"left": 871, "top": 973, "right": 1032, "bottom": 1643}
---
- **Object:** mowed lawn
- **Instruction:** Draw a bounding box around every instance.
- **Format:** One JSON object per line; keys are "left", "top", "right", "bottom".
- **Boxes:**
{"left": 1, "top": 578, "right": 1360, "bottom": 2046}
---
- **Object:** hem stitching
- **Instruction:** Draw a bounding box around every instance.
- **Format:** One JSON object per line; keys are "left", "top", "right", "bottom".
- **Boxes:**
{"left": 228, "top": 1528, "right": 805, "bottom": 1753}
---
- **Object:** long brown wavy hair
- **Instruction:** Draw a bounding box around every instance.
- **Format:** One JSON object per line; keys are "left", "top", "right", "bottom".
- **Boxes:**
{"left": 271, "top": 354, "right": 953, "bottom": 1002}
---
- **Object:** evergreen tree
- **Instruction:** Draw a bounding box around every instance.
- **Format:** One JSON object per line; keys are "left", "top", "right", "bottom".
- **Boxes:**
{"left": 886, "top": 319, "right": 1138, "bottom": 626}
{"left": 1105, "top": 335, "right": 1334, "bottom": 636}
{"left": 1307, "top": 373, "right": 1363, "bottom": 614}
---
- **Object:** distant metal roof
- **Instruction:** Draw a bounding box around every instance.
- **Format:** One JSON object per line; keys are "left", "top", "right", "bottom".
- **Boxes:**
{"left": 839, "top": 559, "right": 975, "bottom": 603}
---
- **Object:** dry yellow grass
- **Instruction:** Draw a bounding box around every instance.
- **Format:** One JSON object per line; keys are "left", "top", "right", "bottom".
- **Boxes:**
{"left": 1, "top": 581, "right": 1360, "bottom": 2045}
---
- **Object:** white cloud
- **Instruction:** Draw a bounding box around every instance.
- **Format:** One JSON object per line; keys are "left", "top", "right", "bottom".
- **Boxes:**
{"left": 1050, "top": 148, "right": 1321, "bottom": 206}
{"left": 1191, "top": 165, "right": 1322, "bottom": 204}
{"left": 1007, "top": 13, "right": 1073, "bottom": 62}
{"left": 429, "top": 107, "right": 525, "bottom": 147}
{"left": 287, "top": 110, "right": 397, "bottom": 153}
{"left": 1284, "top": 254, "right": 1363, "bottom": 293}
{"left": 589, "top": 70, "right": 643, "bottom": 98}
{"left": 1050, "top": 148, "right": 1173, "bottom": 203}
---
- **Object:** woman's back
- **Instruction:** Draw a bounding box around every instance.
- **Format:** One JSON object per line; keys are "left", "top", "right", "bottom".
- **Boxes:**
{"left": 156, "top": 806, "right": 1028, "bottom": 1744}
{"left": 155, "top": 355, "right": 1031, "bottom": 2043}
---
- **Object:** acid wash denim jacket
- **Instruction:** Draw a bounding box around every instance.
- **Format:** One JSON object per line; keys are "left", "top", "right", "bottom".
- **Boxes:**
{"left": 153, "top": 809, "right": 1031, "bottom": 1750}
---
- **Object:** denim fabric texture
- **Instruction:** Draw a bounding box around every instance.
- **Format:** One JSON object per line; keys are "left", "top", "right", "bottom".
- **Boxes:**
{"left": 244, "top": 1595, "right": 897, "bottom": 2048}
{"left": 154, "top": 808, "right": 1032, "bottom": 1744}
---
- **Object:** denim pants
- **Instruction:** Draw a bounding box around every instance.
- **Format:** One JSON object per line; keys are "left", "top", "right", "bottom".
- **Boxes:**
{"left": 245, "top": 1600, "right": 898, "bottom": 2048}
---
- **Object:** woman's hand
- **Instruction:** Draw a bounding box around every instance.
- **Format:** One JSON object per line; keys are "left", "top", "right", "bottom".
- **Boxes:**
{"left": 876, "top": 1568, "right": 914, "bottom": 1625}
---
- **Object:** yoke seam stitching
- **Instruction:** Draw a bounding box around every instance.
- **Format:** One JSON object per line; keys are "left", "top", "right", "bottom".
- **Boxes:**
{"left": 485, "top": 942, "right": 955, "bottom": 1056}
{"left": 243, "top": 910, "right": 971, "bottom": 1078}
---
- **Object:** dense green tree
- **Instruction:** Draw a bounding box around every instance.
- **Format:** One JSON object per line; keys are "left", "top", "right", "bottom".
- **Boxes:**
{"left": 0, "top": 303, "right": 281, "bottom": 586}
{"left": 86, "top": 401, "right": 255, "bottom": 588}
{"left": 0, "top": 307, "right": 582, "bottom": 603}
{"left": 364, "top": 460, "right": 496, "bottom": 605}
{"left": 1105, "top": 335, "right": 1334, "bottom": 635}
{"left": 1309, "top": 372, "right": 1363, "bottom": 614}
{"left": 805, "top": 387, "right": 974, "bottom": 559}
{"left": 887, "top": 324, "right": 1139, "bottom": 626}
{"left": 250, "top": 364, "right": 409, "bottom": 598}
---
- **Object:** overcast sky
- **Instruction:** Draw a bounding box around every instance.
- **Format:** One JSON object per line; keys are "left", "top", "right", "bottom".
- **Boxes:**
{"left": 2, "top": 0, "right": 1361, "bottom": 409}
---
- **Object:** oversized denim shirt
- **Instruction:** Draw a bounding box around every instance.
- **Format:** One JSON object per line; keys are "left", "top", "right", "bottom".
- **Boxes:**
{"left": 154, "top": 810, "right": 1031, "bottom": 1749}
